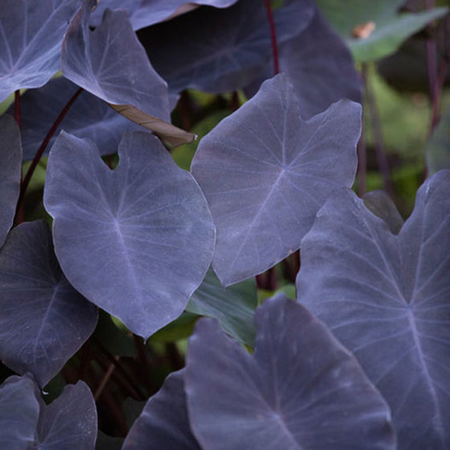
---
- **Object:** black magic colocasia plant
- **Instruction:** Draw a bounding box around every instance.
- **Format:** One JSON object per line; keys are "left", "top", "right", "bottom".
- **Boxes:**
{"left": 0, "top": 0, "right": 449, "bottom": 449}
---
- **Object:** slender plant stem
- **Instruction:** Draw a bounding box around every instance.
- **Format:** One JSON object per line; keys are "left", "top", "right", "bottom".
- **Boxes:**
{"left": 230, "top": 91, "right": 240, "bottom": 112}
{"left": 363, "top": 63, "right": 393, "bottom": 197}
{"left": 14, "top": 90, "right": 21, "bottom": 130}
{"left": 93, "top": 336, "right": 146, "bottom": 401}
{"left": 264, "top": 0, "right": 280, "bottom": 75}
{"left": 94, "top": 355, "right": 120, "bottom": 401}
{"left": 179, "top": 90, "right": 192, "bottom": 131}
{"left": 425, "top": 0, "right": 442, "bottom": 137}
{"left": 16, "top": 87, "right": 83, "bottom": 220}
{"left": 165, "top": 342, "right": 184, "bottom": 371}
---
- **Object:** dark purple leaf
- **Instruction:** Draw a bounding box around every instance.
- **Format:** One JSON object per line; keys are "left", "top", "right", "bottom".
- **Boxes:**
{"left": 139, "top": 0, "right": 313, "bottom": 94}
{"left": 0, "top": 376, "right": 97, "bottom": 450}
{"left": 187, "top": 268, "right": 257, "bottom": 346}
{"left": 36, "top": 381, "right": 97, "bottom": 449}
{"left": 0, "top": 0, "right": 81, "bottom": 102}
{"left": 8, "top": 77, "right": 141, "bottom": 161}
{"left": 123, "top": 370, "right": 201, "bottom": 450}
{"left": 90, "top": 0, "right": 240, "bottom": 30}
{"left": 0, "top": 221, "right": 98, "bottom": 387}
{"left": 44, "top": 131, "right": 215, "bottom": 339}
{"left": 0, "top": 115, "right": 21, "bottom": 249}
{"left": 0, "top": 375, "right": 40, "bottom": 449}
{"left": 185, "top": 295, "right": 396, "bottom": 449}
{"left": 62, "top": 0, "right": 194, "bottom": 146}
{"left": 297, "top": 170, "right": 450, "bottom": 449}
{"left": 363, "top": 190, "right": 404, "bottom": 235}
{"left": 191, "top": 74, "right": 360, "bottom": 286}
{"left": 246, "top": 5, "right": 362, "bottom": 120}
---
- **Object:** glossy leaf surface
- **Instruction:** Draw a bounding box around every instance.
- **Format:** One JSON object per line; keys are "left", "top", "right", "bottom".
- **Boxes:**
{"left": 192, "top": 74, "right": 361, "bottom": 286}
{"left": 185, "top": 295, "right": 396, "bottom": 449}
{"left": 12, "top": 78, "right": 141, "bottom": 161}
{"left": 62, "top": 0, "right": 194, "bottom": 146}
{"left": 139, "top": 0, "right": 313, "bottom": 94}
{"left": 123, "top": 370, "right": 200, "bottom": 450}
{"left": 44, "top": 131, "right": 215, "bottom": 338}
{"left": 0, "top": 0, "right": 80, "bottom": 102}
{"left": 315, "top": 0, "right": 448, "bottom": 62}
{"left": 297, "top": 171, "right": 450, "bottom": 449}
{"left": 0, "top": 115, "right": 22, "bottom": 249}
{"left": 0, "top": 376, "right": 97, "bottom": 450}
{"left": 0, "top": 221, "right": 98, "bottom": 387}
{"left": 90, "top": 0, "right": 240, "bottom": 30}
{"left": 187, "top": 268, "right": 257, "bottom": 346}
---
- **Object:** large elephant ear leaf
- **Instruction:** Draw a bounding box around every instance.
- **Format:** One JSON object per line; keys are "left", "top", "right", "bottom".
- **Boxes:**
{"left": 44, "top": 131, "right": 215, "bottom": 339}
{"left": 297, "top": 170, "right": 450, "bottom": 449}
{"left": 191, "top": 74, "right": 361, "bottom": 286}
{"left": 13, "top": 77, "right": 141, "bottom": 161}
{"left": 0, "top": 0, "right": 80, "bottom": 102}
{"left": 0, "top": 376, "right": 97, "bottom": 450}
{"left": 185, "top": 294, "right": 396, "bottom": 449}
{"left": 123, "top": 370, "right": 201, "bottom": 450}
{"left": 61, "top": 0, "right": 194, "bottom": 146}
{"left": 36, "top": 381, "right": 97, "bottom": 449}
{"left": 138, "top": 0, "right": 313, "bottom": 95}
{"left": 0, "top": 115, "right": 22, "bottom": 249}
{"left": 0, "top": 221, "right": 98, "bottom": 387}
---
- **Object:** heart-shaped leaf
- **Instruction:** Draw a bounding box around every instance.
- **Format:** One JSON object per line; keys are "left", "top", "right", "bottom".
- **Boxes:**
{"left": 297, "top": 170, "right": 450, "bottom": 449}
{"left": 0, "top": 375, "right": 97, "bottom": 450}
{"left": 191, "top": 74, "right": 361, "bottom": 286}
{"left": 0, "top": 221, "right": 98, "bottom": 387}
{"left": 185, "top": 295, "right": 396, "bottom": 449}
{"left": 0, "top": 115, "right": 22, "bottom": 249}
{"left": 36, "top": 381, "right": 97, "bottom": 449}
{"left": 245, "top": 4, "right": 362, "bottom": 120}
{"left": 10, "top": 77, "right": 141, "bottom": 161}
{"left": 0, "top": 0, "right": 80, "bottom": 102}
{"left": 315, "top": 0, "right": 448, "bottom": 62}
{"left": 139, "top": 0, "right": 313, "bottom": 95}
{"left": 187, "top": 268, "right": 257, "bottom": 346}
{"left": 62, "top": 0, "right": 194, "bottom": 146}
{"left": 44, "top": 131, "right": 215, "bottom": 339}
{"left": 123, "top": 370, "right": 201, "bottom": 450}
{"left": 90, "top": 0, "right": 240, "bottom": 30}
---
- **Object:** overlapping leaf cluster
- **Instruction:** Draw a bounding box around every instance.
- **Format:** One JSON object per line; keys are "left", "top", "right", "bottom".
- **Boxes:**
{"left": 0, "top": 0, "right": 449, "bottom": 449}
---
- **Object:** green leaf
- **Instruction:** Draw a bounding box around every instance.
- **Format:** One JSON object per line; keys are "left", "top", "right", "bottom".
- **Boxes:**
{"left": 315, "top": 0, "right": 448, "bottom": 62}
{"left": 427, "top": 107, "right": 450, "bottom": 175}
{"left": 187, "top": 269, "right": 257, "bottom": 347}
